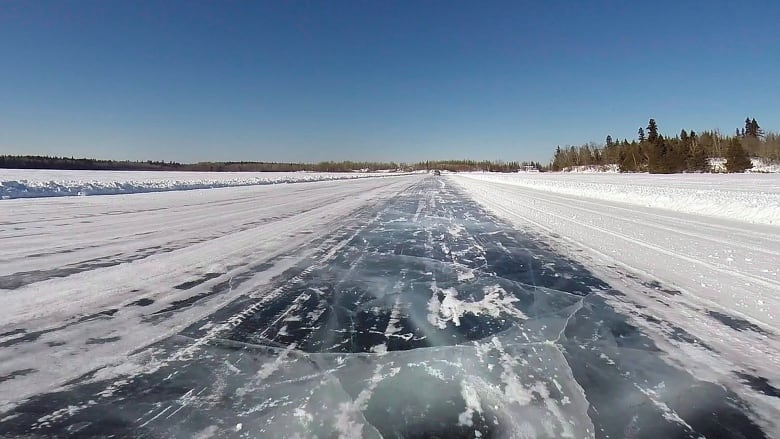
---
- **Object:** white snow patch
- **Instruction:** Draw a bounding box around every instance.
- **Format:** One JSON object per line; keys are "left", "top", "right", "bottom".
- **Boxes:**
{"left": 370, "top": 343, "right": 388, "bottom": 354}
{"left": 427, "top": 283, "right": 527, "bottom": 329}
{"left": 193, "top": 425, "right": 219, "bottom": 439}
{"left": 709, "top": 157, "right": 780, "bottom": 174}
{"left": 458, "top": 380, "right": 483, "bottom": 426}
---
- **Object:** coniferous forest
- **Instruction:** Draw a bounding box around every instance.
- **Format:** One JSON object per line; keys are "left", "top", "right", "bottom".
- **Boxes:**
{"left": 551, "top": 117, "right": 779, "bottom": 173}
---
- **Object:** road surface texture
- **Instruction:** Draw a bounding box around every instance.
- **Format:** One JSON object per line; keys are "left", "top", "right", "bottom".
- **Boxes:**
{"left": 0, "top": 175, "right": 776, "bottom": 438}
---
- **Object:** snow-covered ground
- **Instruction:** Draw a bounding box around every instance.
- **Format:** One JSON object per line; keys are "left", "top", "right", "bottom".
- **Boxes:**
{"left": 0, "top": 176, "right": 420, "bottom": 412}
{"left": 555, "top": 164, "right": 621, "bottom": 173}
{"left": 1, "top": 173, "right": 777, "bottom": 436}
{"left": 0, "top": 169, "right": 405, "bottom": 199}
{"left": 459, "top": 171, "right": 780, "bottom": 225}
{"left": 710, "top": 157, "right": 780, "bottom": 173}
{"left": 559, "top": 158, "right": 780, "bottom": 173}
{"left": 451, "top": 173, "right": 780, "bottom": 430}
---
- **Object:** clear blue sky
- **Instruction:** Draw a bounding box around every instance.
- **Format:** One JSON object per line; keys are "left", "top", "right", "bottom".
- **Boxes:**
{"left": 1, "top": 0, "right": 778, "bottom": 163}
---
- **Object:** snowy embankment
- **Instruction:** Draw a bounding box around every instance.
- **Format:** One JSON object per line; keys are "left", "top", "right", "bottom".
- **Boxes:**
{"left": 458, "top": 172, "right": 780, "bottom": 225}
{"left": 0, "top": 169, "right": 405, "bottom": 199}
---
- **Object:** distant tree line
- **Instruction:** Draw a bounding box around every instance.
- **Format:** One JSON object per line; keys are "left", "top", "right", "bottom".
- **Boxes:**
{"left": 1, "top": 155, "right": 538, "bottom": 173}
{"left": 414, "top": 160, "right": 539, "bottom": 172}
{"left": 551, "top": 117, "right": 779, "bottom": 173}
{"left": 187, "top": 160, "right": 404, "bottom": 172}
{"left": 0, "top": 155, "right": 185, "bottom": 171}
{"left": 0, "top": 156, "right": 405, "bottom": 173}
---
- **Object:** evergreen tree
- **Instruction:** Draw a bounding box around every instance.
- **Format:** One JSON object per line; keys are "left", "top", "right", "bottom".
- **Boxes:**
{"left": 686, "top": 145, "right": 708, "bottom": 172}
{"left": 684, "top": 129, "right": 708, "bottom": 172}
{"left": 647, "top": 119, "right": 659, "bottom": 144}
{"left": 638, "top": 127, "right": 645, "bottom": 143}
{"left": 725, "top": 138, "right": 752, "bottom": 172}
{"left": 649, "top": 134, "right": 672, "bottom": 173}
{"left": 750, "top": 118, "right": 762, "bottom": 138}
{"left": 552, "top": 146, "right": 566, "bottom": 171}
{"left": 606, "top": 135, "right": 613, "bottom": 147}
{"left": 619, "top": 144, "right": 639, "bottom": 172}
{"left": 743, "top": 117, "right": 763, "bottom": 138}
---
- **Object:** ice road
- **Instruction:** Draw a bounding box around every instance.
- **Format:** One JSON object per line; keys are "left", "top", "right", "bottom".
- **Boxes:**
{"left": 0, "top": 174, "right": 776, "bottom": 438}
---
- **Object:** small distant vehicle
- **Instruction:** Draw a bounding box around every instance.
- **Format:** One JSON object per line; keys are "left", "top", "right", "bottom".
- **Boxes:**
{"left": 433, "top": 170, "right": 441, "bottom": 176}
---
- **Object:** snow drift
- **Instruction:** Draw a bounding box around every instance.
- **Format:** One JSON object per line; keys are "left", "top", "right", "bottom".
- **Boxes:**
{"left": 0, "top": 169, "right": 404, "bottom": 199}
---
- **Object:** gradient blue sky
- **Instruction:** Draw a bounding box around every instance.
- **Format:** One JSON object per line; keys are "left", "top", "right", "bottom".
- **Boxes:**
{"left": 1, "top": 1, "right": 778, "bottom": 163}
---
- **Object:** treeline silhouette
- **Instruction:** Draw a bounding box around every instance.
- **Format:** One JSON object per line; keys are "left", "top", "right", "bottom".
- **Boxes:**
{"left": 416, "top": 160, "right": 540, "bottom": 172}
{"left": 0, "top": 156, "right": 185, "bottom": 171}
{"left": 551, "top": 117, "right": 779, "bottom": 173}
{"left": 0, "top": 156, "right": 403, "bottom": 172}
{"left": 1, "top": 155, "right": 536, "bottom": 173}
{"left": 187, "top": 161, "right": 403, "bottom": 172}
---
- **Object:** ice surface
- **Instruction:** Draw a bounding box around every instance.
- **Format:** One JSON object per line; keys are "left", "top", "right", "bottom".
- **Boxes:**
{"left": 0, "top": 176, "right": 770, "bottom": 438}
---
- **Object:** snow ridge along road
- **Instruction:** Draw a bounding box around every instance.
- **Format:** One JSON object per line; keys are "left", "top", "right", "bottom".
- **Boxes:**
{"left": 0, "top": 169, "right": 411, "bottom": 199}
{"left": 0, "top": 175, "right": 774, "bottom": 438}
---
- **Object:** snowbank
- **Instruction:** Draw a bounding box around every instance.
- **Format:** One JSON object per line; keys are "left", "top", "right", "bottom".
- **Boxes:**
{"left": 457, "top": 172, "right": 780, "bottom": 225}
{"left": 708, "top": 158, "right": 780, "bottom": 173}
{"left": 558, "top": 164, "right": 621, "bottom": 173}
{"left": 0, "top": 169, "right": 405, "bottom": 199}
{"left": 559, "top": 159, "right": 780, "bottom": 173}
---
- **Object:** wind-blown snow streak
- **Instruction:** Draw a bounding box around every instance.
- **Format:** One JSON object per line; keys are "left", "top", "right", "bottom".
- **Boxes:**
{"left": 458, "top": 172, "right": 780, "bottom": 225}
{"left": 0, "top": 169, "right": 408, "bottom": 199}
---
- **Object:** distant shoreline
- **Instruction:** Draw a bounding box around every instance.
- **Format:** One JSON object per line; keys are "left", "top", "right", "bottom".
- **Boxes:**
{"left": 0, "top": 155, "right": 530, "bottom": 173}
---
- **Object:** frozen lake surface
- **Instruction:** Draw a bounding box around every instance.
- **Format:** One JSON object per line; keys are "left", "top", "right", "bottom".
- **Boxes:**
{"left": 0, "top": 175, "right": 777, "bottom": 438}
